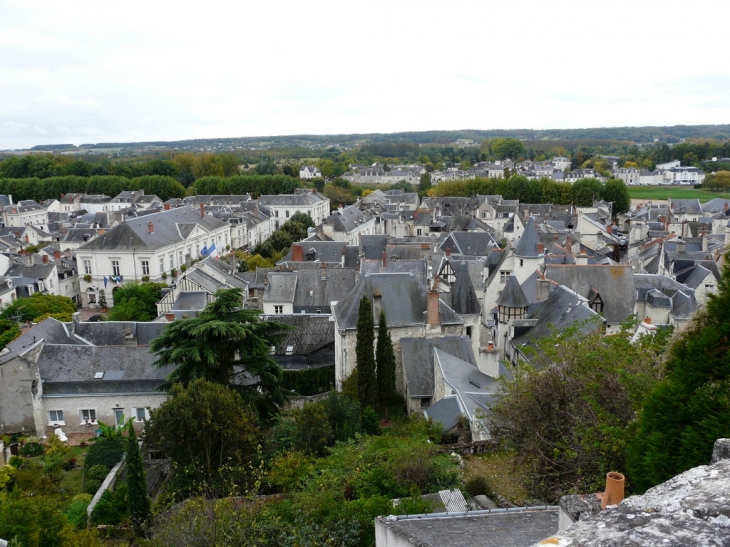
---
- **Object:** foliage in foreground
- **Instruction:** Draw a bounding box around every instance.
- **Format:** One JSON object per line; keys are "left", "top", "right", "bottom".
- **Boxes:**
{"left": 628, "top": 255, "right": 730, "bottom": 492}
{"left": 150, "top": 417, "right": 451, "bottom": 547}
{"left": 489, "top": 319, "right": 671, "bottom": 501}
{"left": 145, "top": 379, "right": 261, "bottom": 500}
{"left": 107, "top": 281, "right": 167, "bottom": 321}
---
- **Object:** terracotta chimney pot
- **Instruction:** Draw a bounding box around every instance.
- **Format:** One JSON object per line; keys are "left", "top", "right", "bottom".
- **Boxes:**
{"left": 601, "top": 472, "right": 625, "bottom": 510}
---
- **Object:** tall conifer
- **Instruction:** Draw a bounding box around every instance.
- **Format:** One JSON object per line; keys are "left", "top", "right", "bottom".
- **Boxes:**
{"left": 126, "top": 421, "right": 151, "bottom": 537}
{"left": 376, "top": 310, "right": 397, "bottom": 415}
{"left": 356, "top": 295, "right": 377, "bottom": 408}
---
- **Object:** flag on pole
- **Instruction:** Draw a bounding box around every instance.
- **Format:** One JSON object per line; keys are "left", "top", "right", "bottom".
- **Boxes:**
{"left": 103, "top": 276, "right": 108, "bottom": 288}
{"left": 208, "top": 243, "right": 217, "bottom": 258}
{"left": 201, "top": 245, "right": 208, "bottom": 256}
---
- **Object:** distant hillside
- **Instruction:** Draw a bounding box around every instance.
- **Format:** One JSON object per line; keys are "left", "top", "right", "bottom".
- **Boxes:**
{"left": 24, "top": 124, "right": 730, "bottom": 153}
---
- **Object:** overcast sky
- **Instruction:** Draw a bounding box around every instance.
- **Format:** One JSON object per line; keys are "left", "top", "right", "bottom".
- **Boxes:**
{"left": 1, "top": 0, "right": 728, "bottom": 150}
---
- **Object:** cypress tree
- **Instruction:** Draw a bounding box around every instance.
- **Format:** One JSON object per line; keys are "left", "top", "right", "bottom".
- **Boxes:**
{"left": 628, "top": 254, "right": 730, "bottom": 492}
{"left": 376, "top": 310, "right": 397, "bottom": 415}
{"left": 126, "top": 421, "right": 151, "bottom": 537}
{"left": 356, "top": 295, "right": 377, "bottom": 408}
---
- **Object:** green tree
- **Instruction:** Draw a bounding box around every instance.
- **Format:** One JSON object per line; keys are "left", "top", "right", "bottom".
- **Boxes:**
{"left": 703, "top": 170, "right": 730, "bottom": 191}
{"left": 375, "top": 311, "right": 397, "bottom": 415}
{"left": 571, "top": 178, "right": 604, "bottom": 206}
{"left": 628, "top": 255, "right": 730, "bottom": 492}
{"left": 144, "top": 379, "right": 260, "bottom": 499}
{"left": 490, "top": 319, "right": 670, "bottom": 501}
{"left": 126, "top": 421, "right": 151, "bottom": 537}
{"left": 418, "top": 172, "right": 431, "bottom": 196}
{"left": 151, "top": 288, "right": 290, "bottom": 419}
{"left": 0, "top": 293, "right": 77, "bottom": 323}
{"left": 108, "top": 282, "right": 167, "bottom": 321}
{"left": 42, "top": 433, "right": 70, "bottom": 486}
{"left": 489, "top": 138, "right": 525, "bottom": 160}
{"left": 0, "top": 319, "right": 21, "bottom": 348}
{"left": 356, "top": 296, "right": 377, "bottom": 408}
{"left": 603, "top": 179, "right": 631, "bottom": 216}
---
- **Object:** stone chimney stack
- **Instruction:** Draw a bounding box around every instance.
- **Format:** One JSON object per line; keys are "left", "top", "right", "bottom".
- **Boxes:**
{"left": 536, "top": 278, "right": 551, "bottom": 302}
{"left": 576, "top": 252, "right": 589, "bottom": 266}
{"left": 478, "top": 341, "right": 500, "bottom": 378}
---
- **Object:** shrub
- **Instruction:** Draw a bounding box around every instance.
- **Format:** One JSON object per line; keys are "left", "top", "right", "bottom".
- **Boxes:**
{"left": 361, "top": 406, "right": 380, "bottom": 436}
{"left": 19, "top": 441, "right": 44, "bottom": 457}
{"left": 85, "top": 437, "right": 124, "bottom": 470}
{"left": 90, "top": 484, "right": 128, "bottom": 526}
{"left": 464, "top": 475, "right": 490, "bottom": 497}
{"left": 8, "top": 456, "right": 23, "bottom": 468}
{"left": 85, "top": 479, "right": 102, "bottom": 495}
{"left": 66, "top": 499, "right": 91, "bottom": 529}
{"left": 63, "top": 457, "right": 77, "bottom": 471}
{"left": 87, "top": 464, "right": 111, "bottom": 481}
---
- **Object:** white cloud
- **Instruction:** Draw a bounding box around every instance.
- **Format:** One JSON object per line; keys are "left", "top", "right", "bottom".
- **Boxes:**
{"left": 0, "top": 0, "right": 728, "bottom": 149}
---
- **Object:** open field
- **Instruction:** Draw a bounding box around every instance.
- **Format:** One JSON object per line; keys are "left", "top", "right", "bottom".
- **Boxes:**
{"left": 627, "top": 185, "right": 728, "bottom": 203}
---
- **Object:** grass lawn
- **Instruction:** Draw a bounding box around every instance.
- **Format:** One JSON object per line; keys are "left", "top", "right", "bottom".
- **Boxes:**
{"left": 628, "top": 185, "right": 729, "bottom": 203}
{"left": 462, "top": 450, "right": 531, "bottom": 506}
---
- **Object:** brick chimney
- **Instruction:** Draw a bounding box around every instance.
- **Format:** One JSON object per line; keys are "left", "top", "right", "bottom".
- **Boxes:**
{"left": 54, "top": 250, "right": 61, "bottom": 260}
{"left": 42, "top": 254, "right": 49, "bottom": 264}
{"left": 445, "top": 247, "right": 451, "bottom": 258}
{"left": 427, "top": 283, "right": 440, "bottom": 329}
{"left": 291, "top": 243, "right": 304, "bottom": 262}
{"left": 200, "top": 202, "right": 205, "bottom": 218}
{"left": 606, "top": 224, "right": 612, "bottom": 234}
{"left": 165, "top": 313, "right": 175, "bottom": 322}
{"left": 164, "top": 203, "right": 171, "bottom": 211}
{"left": 148, "top": 221, "right": 154, "bottom": 234}
{"left": 382, "top": 248, "right": 387, "bottom": 268}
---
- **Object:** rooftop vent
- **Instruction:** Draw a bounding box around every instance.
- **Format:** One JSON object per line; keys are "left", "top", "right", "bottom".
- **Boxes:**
{"left": 94, "top": 372, "right": 104, "bottom": 379}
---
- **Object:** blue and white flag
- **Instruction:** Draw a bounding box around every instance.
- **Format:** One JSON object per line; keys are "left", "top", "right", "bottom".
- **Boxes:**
{"left": 201, "top": 245, "right": 208, "bottom": 256}
{"left": 114, "top": 276, "right": 122, "bottom": 286}
{"left": 208, "top": 243, "right": 216, "bottom": 257}
{"left": 103, "top": 276, "right": 108, "bottom": 288}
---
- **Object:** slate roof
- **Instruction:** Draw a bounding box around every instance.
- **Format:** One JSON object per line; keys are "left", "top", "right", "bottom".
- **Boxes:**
{"left": 376, "top": 509, "right": 558, "bottom": 547}
{"left": 334, "top": 274, "right": 463, "bottom": 331}
{"left": 514, "top": 217, "right": 541, "bottom": 257}
{"left": 72, "top": 322, "right": 167, "bottom": 346}
{"left": 39, "top": 345, "right": 173, "bottom": 395}
{"left": 265, "top": 271, "right": 297, "bottom": 302}
{"left": 360, "top": 258, "right": 430, "bottom": 287}
{"left": 451, "top": 263, "right": 481, "bottom": 315}
{"left": 424, "top": 397, "right": 462, "bottom": 431}
{"left": 264, "top": 314, "right": 334, "bottom": 357}
{"left": 171, "top": 291, "right": 208, "bottom": 311}
{"left": 543, "top": 264, "right": 636, "bottom": 324}
{"left": 400, "top": 336, "right": 474, "bottom": 397}
{"left": 76, "top": 206, "right": 227, "bottom": 251}
{"left": 360, "top": 234, "right": 392, "bottom": 259}
{"left": 497, "top": 276, "right": 529, "bottom": 308}
{"left": 440, "top": 232, "right": 497, "bottom": 257}
{"left": 5, "top": 262, "right": 55, "bottom": 280}
{"left": 258, "top": 190, "right": 327, "bottom": 207}
{"left": 434, "top": 348, "right": 496, "bottom": 422}
{"left": 279, "top": 241, "right": 353, "bottom": 264}
{"left": 511, "top": 286, "right": 603, "bottom": 362}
